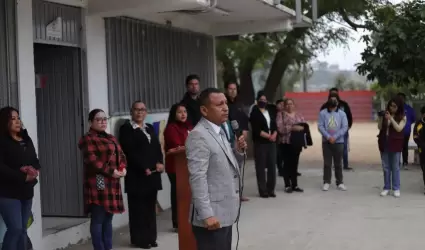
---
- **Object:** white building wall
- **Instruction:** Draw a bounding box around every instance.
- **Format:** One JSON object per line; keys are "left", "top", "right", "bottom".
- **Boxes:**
{"left": 16, "top": 0, "right": 43, "bottom": 249}
{"left": 8, "top": 1, "right": 219, "bottom": 249}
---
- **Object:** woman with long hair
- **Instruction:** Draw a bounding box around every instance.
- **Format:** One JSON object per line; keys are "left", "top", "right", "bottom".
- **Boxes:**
{"left": 276, "top": 98, "right": 305, "bottom": 193}
{"left": 0, "top": 106, "right": 40, "bottom": 250}
{"left": 249, "top": 91, "right": 278, "bottom": 198}
{"left": 377, "top": 98, "right": 406, "bottom": 197}
{"left": 163, "top": 103, "right": 193, "bottom": 231}
{"left": 78, "top": 109, "right": 127, "bottom": 250}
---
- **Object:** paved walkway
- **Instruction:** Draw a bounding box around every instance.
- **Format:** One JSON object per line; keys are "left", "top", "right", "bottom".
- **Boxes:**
{"left": 67, "top": 161, "right": 425, "bottom": 250}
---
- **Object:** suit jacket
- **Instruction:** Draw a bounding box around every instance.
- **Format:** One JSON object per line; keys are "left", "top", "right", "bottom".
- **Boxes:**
{"left": 186, "top": 118, "right": 244, "bottom": 228}
{"left": 119, "top": 121, "right": 163, "bottom": 194}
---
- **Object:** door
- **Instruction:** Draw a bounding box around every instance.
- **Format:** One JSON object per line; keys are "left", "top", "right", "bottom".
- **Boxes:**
{"left": 34, "top": 43, "right": 85, "bottom": 217}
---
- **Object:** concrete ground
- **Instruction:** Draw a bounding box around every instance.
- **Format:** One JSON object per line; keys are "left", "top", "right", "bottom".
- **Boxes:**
{"left": 68, "top": 123, "right": 425, "bottom": 250}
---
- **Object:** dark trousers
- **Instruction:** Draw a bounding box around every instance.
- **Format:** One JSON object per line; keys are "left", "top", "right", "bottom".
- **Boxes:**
{"left": 253, "top": 143, "right": 277, "bottom": 195}
{"left": 343, "top": 132, "right": 349, "bottom": 168}
{"left": 127, "top": 191, "right": 158, "bottom": 246}
{"left": 420, "top": 151, "right": 425, "bottom": 186}
{"left": 89, "top": 204, "right": 113, "bottom": 250}
{"left": 167, "top": 173, "right": 178, "bottom": 229}
{"left": 192, "top": 226, "right": 232, "bottom": 250}
{"left": 0, "top": 198, "right": 32, "bottom": 250}
{"left": 276, "top": 143, "right": 284, "bottom": 177}
{"left": 323, "top": 143, "right": 344, "bottom": 185}
{"left": 280, "top": 144, "right": 301, "bottom": 188}
{"left": 402, "top": 135, "right": 410, "bottom": 164}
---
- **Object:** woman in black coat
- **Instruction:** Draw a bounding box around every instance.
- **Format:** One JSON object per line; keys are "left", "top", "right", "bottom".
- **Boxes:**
{"left": 119, "top": 101, "right": 164, "bottom": 249}
{"left": 249, "top": 91, "right": 278, "bottom": 198}
{"left": 0, "top": 107, "right": 40, "bottom": 250}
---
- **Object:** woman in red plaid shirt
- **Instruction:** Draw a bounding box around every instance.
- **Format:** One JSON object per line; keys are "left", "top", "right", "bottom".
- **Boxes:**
{"left": 78, "top": 109, "right": 127, "bottom": 250}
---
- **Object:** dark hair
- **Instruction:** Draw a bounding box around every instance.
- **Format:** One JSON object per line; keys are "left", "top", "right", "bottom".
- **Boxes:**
{"left": 329, "top": 87, "right": 339, "bottom": 93}
{"left": 198, "top": 88, "right": 223, "bottom": 106}
{"left": 397, "top": 92, "right": 406, "bottom": 99}
{"left": 88, "top": 109, "right": 104, "bottom": 122}
{"left": 421, "top": 106, "right": 425, "bottom": 115}
{"left": 224, "top": 81, "right": 238, "bottom": 90}
{"left": 186, "top": 74, "right": 200, "bottom": 86}
{"left": 0, "top": 106, "right": 20, "bottom": 136}
{"left": 131, "top": 100, "right": 143, "bottom": 110}
{"left": 276, "top": 99, "right": 284, "bottom": 105}
{"left": 386, "top": 97, "right": 404, "bottom": 120}
{"left": 283, "top": 98, "right": 295, "bottom": 106}
{"left": 167, "top": 103, "right": 186, "bottom": 125}
{"left": 256, "top": 90, "right": 266, "bottom": 101}
{"left": 328, "top": 92, "right": 339, "bottom": 100}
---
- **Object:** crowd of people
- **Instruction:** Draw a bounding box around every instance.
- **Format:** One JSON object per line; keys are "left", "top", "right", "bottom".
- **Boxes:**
{"left": 0, "top": 72, "right": 423, "bottom": 250}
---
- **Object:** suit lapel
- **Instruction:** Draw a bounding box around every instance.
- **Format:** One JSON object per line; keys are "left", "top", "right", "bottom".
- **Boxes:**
{"left": 201, "top": 118, "right": 238, "bottom": 171}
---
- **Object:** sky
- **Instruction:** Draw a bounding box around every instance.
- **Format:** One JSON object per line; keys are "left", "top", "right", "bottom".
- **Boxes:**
{"left": 317, "top": 0, "right": 404, "bottom": 70}
{"left": 316, "top": 26, "right": 366, "bottom": 70}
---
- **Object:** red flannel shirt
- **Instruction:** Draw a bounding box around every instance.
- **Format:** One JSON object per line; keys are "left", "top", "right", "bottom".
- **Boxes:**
{"left": 78, "top": 129, "right": 126, "bottom": 214}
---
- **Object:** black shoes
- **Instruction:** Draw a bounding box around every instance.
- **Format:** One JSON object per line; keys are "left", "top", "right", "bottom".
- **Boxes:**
{"left": 260, "top": 193, "right": 269, "bottom": 198}
{"left": 268, "top": 192, "right": 277, "bottom": 198}
{"left": 134, "top": 242, "right": 158, "bottom": 249}
{"left": 343, "top": 167, "right": 354, "bottom": 171}
{"left": 286, "top": 187, "right": 304, "bottom": 193}
{"left": 150, "top": 242, "right": 158, "bottom": 248}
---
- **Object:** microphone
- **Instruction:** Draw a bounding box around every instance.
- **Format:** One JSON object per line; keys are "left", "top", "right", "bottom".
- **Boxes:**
{"left": 230, "top": 120, "right": 242, "bottom": 138}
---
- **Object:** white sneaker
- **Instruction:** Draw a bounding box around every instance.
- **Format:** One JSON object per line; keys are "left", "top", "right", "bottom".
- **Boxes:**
{"left": 337, "top": 184, "right": 347, "bottom": 191}
{"left": 380, "top": 190, "right": 390, "bottom": 197}
{"left": 393, "top": 190, "right": 401, "bottom": 198}
{"left": 322, "top": 183, "right": 330, "bottom": 191}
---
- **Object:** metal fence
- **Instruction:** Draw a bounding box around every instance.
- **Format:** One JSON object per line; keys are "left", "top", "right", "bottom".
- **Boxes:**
{"left": 105, "top": 17, "right": 215, "bottom": 115}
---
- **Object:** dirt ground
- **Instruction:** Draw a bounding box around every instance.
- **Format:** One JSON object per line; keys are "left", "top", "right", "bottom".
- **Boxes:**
{"left": 300, "top": 122, "right": 383, "bottom": 166}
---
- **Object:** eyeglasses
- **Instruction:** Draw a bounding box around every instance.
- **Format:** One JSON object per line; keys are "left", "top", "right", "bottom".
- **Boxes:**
{"left": 94, "top": 117, "right": 109, "bottom": 123}
{"left": 133, "top": 108, "right": 147, "bottom": 113}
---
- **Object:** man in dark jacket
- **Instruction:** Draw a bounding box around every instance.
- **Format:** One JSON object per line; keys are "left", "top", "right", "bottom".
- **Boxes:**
{"left": 181, "top": 74, "right": 202, "bottom": 126}
{"left": 224, "top": 81, "right": 250, "bottom": 201}
{"left": 320, "top": 88, "right": 353, "bottom": 170}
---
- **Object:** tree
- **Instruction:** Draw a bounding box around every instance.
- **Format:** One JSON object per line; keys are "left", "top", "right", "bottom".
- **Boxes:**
{"left": 216, "top": 0, "right": 384, "bottom": 104}
{"left": 357, "top": 0, "right": 425, "bottom": 88}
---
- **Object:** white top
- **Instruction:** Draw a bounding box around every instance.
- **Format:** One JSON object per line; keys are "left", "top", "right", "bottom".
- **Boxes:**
{"left": 262, "top": 110, "right": 271, "bottom": 131}
{"left": 205, "top": 119, "right": 221, "bottom": 135}
{"left": 130, "top": 120, "right": 151, "bottom": 143}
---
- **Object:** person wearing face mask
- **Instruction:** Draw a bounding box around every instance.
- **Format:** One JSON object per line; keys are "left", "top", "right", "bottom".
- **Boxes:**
{"left": 413, "top": 106, "right": 425, "bottom": 194}
{"left": 119, "top": 101, "right": 165, "bottom": 249}
{"left": 320, "top": 88, "right": 353, "bottom": 171}
{"left": 318, "top": 93, "right": 348, "bottom": 192}
{"left": 249, "top": 91, "right": 278, "bottom": 198}
{"left": 163, "top": 103, "right": 193, "bottom": 231}
{"left": 377, "top": 98, "right": 406, "bottom": 197}
{"left": 78, "top": 109, "right": 127, "bottom": 250}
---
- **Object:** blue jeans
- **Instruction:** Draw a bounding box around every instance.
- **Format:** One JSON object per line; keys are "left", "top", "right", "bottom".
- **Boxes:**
{"left": 381, "top": 151, "right": 401, "bottom": 190}
{"left": 90, "top": 205, "right": 113, "bottom": 250}
{"left": 343, "top": 132, "right": 349, "bottom": 168}
{"left": 0, "top": 198, "right": 32, "bottom": 250}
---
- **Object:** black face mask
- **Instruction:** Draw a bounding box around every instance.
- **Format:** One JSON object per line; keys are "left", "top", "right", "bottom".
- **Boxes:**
{"left": 328, "top": 100, "right": 338, "bottom": 108}
{"left": 257, "top": 101, "right": 267, "bottom": 109}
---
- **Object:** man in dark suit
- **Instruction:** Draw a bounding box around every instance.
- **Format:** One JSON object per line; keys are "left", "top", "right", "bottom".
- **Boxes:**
{"left": 225, "top": 81, "right": 250, "bottom": 201}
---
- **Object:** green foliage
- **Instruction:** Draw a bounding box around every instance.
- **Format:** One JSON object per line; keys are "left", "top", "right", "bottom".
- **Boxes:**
{"left": 216, "top": 0, "right": 383, "bottom": 102}
{"left": 357, "top": 0, "right": 425, "bottom": 86}
{"left": 334, "top": 73, "right": 368, "bottom": 91}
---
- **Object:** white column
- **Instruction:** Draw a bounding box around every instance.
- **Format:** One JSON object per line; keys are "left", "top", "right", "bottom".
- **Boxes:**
{"left": 85, "top": 15, "right": 109, "bottom": 117}
{"left": 16, "top": 0, "right": 43, "bottom": 249}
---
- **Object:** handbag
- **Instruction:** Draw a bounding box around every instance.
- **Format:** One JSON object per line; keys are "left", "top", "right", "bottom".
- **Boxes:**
{"left": 96, "top": 143, "right": 117, "bottom": 191}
